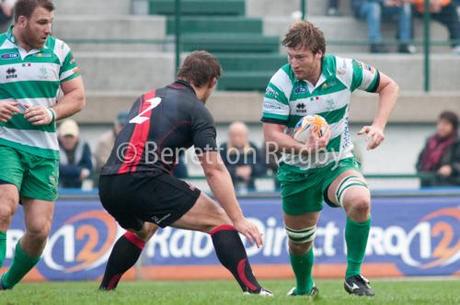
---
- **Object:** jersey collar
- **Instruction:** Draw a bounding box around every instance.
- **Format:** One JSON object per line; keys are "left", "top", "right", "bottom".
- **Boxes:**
{"left": 306, "top": 56, "right": 334, "bottom": 91}
{"left": 172, "top": 79, "right": 197, "bottom": 96}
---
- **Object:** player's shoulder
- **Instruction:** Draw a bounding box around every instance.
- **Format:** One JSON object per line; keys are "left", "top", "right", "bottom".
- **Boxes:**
{"left": 325, "top": 54, "right": 355, "bottom": 87}
{"left": 268, "top": 63, "right": 296, "bottom": 93}
{"left": 273, "top": 63, "right": 296, "bottom": 83}
{"left": 46, "top": 35, "right": 73, "bottom": 62}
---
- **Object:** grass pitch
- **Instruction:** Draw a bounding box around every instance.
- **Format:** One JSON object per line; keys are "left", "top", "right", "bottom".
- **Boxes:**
{"left": 0, "top": 279, "right": 458, "bottom": 305}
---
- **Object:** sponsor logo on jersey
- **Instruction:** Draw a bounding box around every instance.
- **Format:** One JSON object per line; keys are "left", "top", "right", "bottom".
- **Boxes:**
{"left": 294, "top": 86, "right": 307, "bottom": 94}
{"left": 1, "top": 52, "right": 19, "bottom": 60}
{"left": 34, "top": 52, "right": 52, "bottom": 58}
{"left": 263, "top": 99, "right": 283, "bottom": 110}
{"left": 296, "top": 103, "right": 307, "bottom": 113}
{"left": 265, "top": 87, "right": 280, "bottom": 100}
{"left": 6, "top": 67, "right": 17, "bottom": 79}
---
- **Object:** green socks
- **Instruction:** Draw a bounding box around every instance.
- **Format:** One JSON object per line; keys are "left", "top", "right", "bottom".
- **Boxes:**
{"left": 0, "top": 231, "right": 6, "bottom": 268}
{"left": 289, "top": 247, "right": 314, "bottom": 295}
{"left": 1, "top": 241, "right": 40, "bottom": 289}
{"left": 345, "top": 217, "right": 371, "bottom": 278}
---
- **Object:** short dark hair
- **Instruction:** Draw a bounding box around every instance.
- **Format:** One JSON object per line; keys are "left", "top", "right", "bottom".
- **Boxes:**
{"left": 14, "top": 0, "right": 55, "bottom": 23}
{"left": 282, "top": 21, "right": 326, "bottom": 55}
{"left": 177, "top": 51, "right": 222, "bottom": 88}
{"left": 439, "top": 111, "right": 459, "bottom": 131}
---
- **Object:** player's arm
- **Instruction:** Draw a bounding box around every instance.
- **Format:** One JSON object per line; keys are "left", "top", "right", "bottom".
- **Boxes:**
{"left": 52, "top": 76, "right": 86, "bottom": 120}
{"left": 358, "top": 72, "right": 399, "bottom": 150}
{"left": 25, "top": 42, "right": 86, "bottom": 125}
{"left": 350, "top": 59, "right": 399, "bottom": 150}
{"left": 198, "top": 151, "right": 262, "bottom": 247}
{"left": 263, "top": 123, "right": 330, "bottom": 154}
{"left": 192, "top": 104, "right": 262, "bottom": 247}
{"left": 24, "top": 77, "right": 85, "bottom": 125}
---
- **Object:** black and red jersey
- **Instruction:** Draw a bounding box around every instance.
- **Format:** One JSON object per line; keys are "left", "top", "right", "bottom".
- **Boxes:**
{"left": 101, "top": 80, "right": 217, "bottom": 176}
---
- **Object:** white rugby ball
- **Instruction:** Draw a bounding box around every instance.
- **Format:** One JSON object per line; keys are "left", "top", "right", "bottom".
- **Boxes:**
{"left": 293, "top": 115, "right": 328, "bottom": 143}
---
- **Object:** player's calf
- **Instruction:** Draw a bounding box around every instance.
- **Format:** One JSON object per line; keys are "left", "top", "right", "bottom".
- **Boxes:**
{"left": 210, "top": 224, "right": 269, "bottom": 295}
{"left": 100, "top": 224, "right": 157, "bottom": 291}
{"left": 285, "top": 224, "right": 317, "bottom": 296}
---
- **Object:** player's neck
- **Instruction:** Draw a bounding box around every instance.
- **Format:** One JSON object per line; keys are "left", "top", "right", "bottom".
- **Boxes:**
{"left": 189, "top": 84, "right": 208, "bottom": 103}
{"left": 12, "top": 26, "right": 34, "bottom": 52}
{"left": 305, "top": 71, "right": 321, "bottom": 87}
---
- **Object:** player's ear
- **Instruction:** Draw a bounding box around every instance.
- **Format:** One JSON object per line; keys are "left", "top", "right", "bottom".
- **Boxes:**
{"left": 314, "top": 50, "right": 323, "bottom": 60}
{"left": 16, "top": 15, "right": 28, "bottom": 28}
{"left": 209, "top": 78, "right": 217, "bottom": 89}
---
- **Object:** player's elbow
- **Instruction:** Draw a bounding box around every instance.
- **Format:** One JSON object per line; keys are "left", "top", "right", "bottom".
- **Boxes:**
{"left": 202, "top": 162, "right": 225, "bottom": 179}
{"left": 390, "top": 80, "right": 400, "bottom": 97}
{"left": 75, "top": 91, "right": 86, "bottom": 112}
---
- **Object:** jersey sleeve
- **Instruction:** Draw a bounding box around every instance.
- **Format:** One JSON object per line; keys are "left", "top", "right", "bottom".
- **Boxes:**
{"left": 55, "top": 39, "right": 81, "bottom": 83}
{"left": 191, "top": 104, "right": 218, "bottom": 152}
{"left": 261, "top": 67, "right": 292, "bottom": 125}
{"left": 350, "top": 59, "right": 380, "bottom": 93}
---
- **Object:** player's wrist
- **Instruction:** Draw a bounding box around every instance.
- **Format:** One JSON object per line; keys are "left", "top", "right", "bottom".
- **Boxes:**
{"left": 45, "top": 107, "right": 56, "bottom": 124}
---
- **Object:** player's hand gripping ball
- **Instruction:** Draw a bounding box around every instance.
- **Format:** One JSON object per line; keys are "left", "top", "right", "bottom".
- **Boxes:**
{"left": 293, "top": 115, "right": 329, "bottom": 143}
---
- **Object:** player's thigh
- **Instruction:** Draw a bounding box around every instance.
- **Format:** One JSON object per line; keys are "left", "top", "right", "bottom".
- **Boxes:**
{"left": 21, "top": 155, "right": 59, "bottom": 202}
{"left": 284, "top": 212, "right": 320, "bottom": 230}
{"left": 171, "top": 192, "right": 231, "bottom": 233}
{"left": 323, "top": 158, "right": 366, "bottom": 207}
{"left": 281, "top": 179, "right": 324, "bottom": 215}
{"left": 99, "top": 174, "right": 146, "bottom": 232}
{"left": 21, "top": 198, "right": 55, "bottom": 237}
{"left": 0, "top": 145, "right": 24, "bottom": 202}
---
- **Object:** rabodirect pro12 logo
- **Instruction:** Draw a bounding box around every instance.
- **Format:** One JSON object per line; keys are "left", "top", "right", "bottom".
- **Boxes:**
{"left": 418, "top": 208, "right": 460, "bottom": 270}
{"left": 41, "top": 210, "right": 118, "bottom": 278}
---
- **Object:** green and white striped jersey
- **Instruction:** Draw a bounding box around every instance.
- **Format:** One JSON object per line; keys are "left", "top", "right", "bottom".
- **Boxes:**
{"left": 0, "top": 27, "right": 80, "bottom": 160}
{"left": 261, "top": 54, "right": 380, "bottom": 172}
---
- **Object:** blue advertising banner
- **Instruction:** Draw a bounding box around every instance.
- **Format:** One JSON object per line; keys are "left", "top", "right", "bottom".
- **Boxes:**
{"left": 2, "top": 195, "right": 459, "bottom": 280}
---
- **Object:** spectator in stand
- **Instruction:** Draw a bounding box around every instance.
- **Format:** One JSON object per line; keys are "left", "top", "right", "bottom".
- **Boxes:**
{"left": 58, "top": 119, "right": 93, "bottom": 188}
{"left": 327, "top": 0, "right": 342, "bottom": 16}
{"left": 416, "top": 111, "right": 460, "bottom": 187}
{"left": 0, "top": 0, "right": 16, "bottom": 31}
{"left": 94, "top": 111, "right": 129, "bottom": 183}
{"left": 352, "top": 0, "right": 416, "bottom": 53}
{"left": 220, "top": 121, "right": 266, "bottom": 193}
{"left": 412, "top": 0, "right": 460, "bottom": 54}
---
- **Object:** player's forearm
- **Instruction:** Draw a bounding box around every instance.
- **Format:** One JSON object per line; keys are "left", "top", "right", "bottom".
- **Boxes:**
{"left": 264, "top": 130, "right": 306, "bottom": 155}
{"left": 52, "top": 88, "right": 86, "bottom": 120}
{"left": 373, "top": 81, "right": 399, "bottom": 129}
{"left": 206, "top": 167, "right": 245, "bottom": 222}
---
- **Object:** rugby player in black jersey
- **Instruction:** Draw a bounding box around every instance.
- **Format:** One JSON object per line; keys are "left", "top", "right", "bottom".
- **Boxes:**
{"left": 98, "top": 51, "right": 271, "bottom": 296}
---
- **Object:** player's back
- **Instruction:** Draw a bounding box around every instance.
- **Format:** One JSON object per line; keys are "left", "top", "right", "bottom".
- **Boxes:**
{"left": 101, "top": 80, "right": 217, "bottom": 176}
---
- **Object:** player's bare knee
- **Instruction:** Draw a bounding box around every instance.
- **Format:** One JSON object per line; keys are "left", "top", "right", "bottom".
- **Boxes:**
{"left": 0, "top": 198, "right": 17, "bottom": 226}
{"left": 345, "top": 194, "right": 370, "bottom": 217}
{"left": 26, "top": 220, "right": 52, "bottom": 242}
{"left": 133, "top": 223, "right": 157, "bottom": 241}
{"left": 0, "top": 203, "right": 16, "bottom": 221}
{"left": 289, "top": 240, "right": 312, "bottom": 256}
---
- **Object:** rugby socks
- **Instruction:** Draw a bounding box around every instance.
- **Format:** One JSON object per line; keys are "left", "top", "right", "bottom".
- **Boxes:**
{"left": 0, "top": 231, "right": 6, "bottom": 267}
{"left": 345, "top": 217, "right": 371, "bottom": 278}
{"left": 1, "top": 240, "right": 40, "bottom": 289}
{"left": 289, "top": 247, "right": 314, "bottom": 295}
{"left": 99, "top": 232, "right": 145, "bottom": 290}
{"left": 210, "top": 224, "right": 262, "bottom": 293}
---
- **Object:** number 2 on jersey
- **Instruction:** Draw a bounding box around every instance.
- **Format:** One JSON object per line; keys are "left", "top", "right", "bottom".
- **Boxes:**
{"left": 129, "top": 97, "right": 162, "bottom": 124}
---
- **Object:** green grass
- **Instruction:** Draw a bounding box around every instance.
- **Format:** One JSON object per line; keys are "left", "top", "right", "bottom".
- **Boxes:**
{"left": 0, "top": 279, "right": 459, "bottom": 305}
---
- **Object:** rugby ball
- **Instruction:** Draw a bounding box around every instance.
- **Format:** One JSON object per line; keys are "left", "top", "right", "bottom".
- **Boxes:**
{"left": 293, "top": 115, "right": 328, "bottom": 143}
